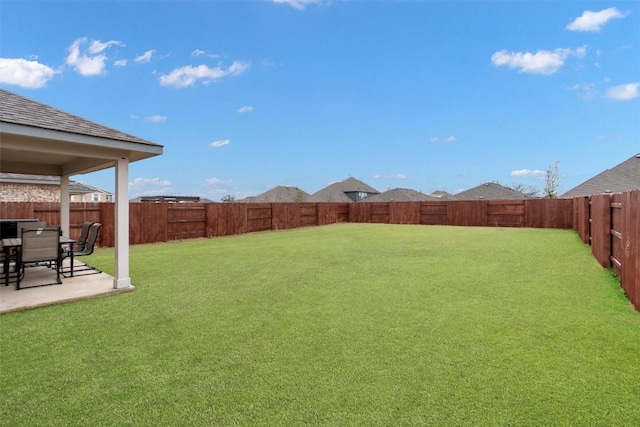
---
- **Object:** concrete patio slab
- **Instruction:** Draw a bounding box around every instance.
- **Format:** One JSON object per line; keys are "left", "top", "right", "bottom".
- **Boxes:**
{"left": 0, "top": 259, "right": 134, "bottom": 314}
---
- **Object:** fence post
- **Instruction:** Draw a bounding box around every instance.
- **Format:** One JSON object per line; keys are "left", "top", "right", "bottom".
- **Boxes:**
{"left": 621, "top": 190, "right": 640, "bottom": 311}
{"left": 590, "top": 194, "right": 611, "bottom": 268}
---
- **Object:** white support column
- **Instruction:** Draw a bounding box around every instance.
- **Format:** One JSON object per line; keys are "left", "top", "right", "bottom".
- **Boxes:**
{"left": 114, "top": 157, "right": 132, "bottom": 289}
{"left": 60, "top": 175, "right": 71, "bottom": 237}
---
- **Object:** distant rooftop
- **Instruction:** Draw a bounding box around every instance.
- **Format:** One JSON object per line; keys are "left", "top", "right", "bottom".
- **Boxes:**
{"left": 453, "top": 182, "right": 527, "bottom": 201}
{"left": 308, "top": 177, "right": 380, "bottom": 202}
{"left": 366, "top": 188, "right": 437, "bottom": 202}
{"left": 130, "top": 195, "right": 214, "bottom": 203}
{"left": 561, "top": 154, "right": 640, "bottom": 198}
{"left": 0, "top": 172, "right": 111, "bottom": 195}
{"left": 246, "top": 186, "right": 310, "bottom": 203}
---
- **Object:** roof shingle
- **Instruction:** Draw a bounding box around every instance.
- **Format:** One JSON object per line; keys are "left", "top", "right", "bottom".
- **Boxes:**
{"left": 365, "top": 188, "right": 437, "bottom": 202}
{"left": 453, "top": 182, "right": 527, "bottom": 200}
{"left": 0, "top": 89, "right": 158, "bottom": 147}
{"left": 308, "top": 177, "right": 379, "bottom": 202}
{"left": 561, "top": 154, "right": 640, "bottom": 197}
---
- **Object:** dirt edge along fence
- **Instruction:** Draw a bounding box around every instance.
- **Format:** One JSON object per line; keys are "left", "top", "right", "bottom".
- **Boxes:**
{"left": 574, "top": 191, "right": 640, "bottom": 312}
{"left": 1, "top": 194, "right": 638, "bottom": 311}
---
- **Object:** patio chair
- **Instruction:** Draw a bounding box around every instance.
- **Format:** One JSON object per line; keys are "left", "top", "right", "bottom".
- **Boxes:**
{"left": 62, "top": 223, "right": 102, "bottom": 276}
{"left": 16, "top": 227, "right": 63, "bottom": 290}
{"left": 16, "top": 221, "right": 47, "bottom": 238}
{"left": 2, "top": 221, "right": 47, "bottom": 285}
{"left": 71, "top": 221, "right": 94, "bottom": 252}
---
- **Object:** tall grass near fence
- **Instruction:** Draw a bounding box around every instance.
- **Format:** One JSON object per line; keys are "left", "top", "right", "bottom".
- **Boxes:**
{"left": 1, "top": 224, "right": 639, "bottom": 426}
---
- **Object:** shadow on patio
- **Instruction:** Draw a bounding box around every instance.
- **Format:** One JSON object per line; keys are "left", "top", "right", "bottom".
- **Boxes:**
{"left": 1, "top": 259, "right": 134, "bottom": 314}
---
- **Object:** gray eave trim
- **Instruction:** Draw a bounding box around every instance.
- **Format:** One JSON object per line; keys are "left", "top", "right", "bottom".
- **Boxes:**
{"left": 1, "top": 122, "right": 163, "bottom": 155}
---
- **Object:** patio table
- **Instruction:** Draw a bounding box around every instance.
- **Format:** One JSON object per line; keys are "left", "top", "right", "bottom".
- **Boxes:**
{"left": 2, "top": 236, "right": 76, "bottom": 286}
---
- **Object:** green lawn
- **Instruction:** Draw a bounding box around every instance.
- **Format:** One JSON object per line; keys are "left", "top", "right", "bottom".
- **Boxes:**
{"left": 1, "top": 224, "right": 639, "bottom": 426}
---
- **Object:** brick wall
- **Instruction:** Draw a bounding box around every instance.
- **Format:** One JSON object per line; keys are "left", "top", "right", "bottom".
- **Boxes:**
{"left": 0, "top": 183, "right": 60, "bottom": 202}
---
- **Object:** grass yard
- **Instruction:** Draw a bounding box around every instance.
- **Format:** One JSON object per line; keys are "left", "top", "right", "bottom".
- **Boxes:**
{"left": 1, "top": 224, "right": 639, "bottom": 426}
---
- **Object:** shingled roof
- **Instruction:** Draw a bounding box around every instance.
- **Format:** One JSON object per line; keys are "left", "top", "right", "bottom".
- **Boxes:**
{"left": 0, "top": 89, "right": 156, "bottom": 146}
{"left": 308, "top": 177, "right": 380, "bottom": 202}
{"left": 453, "top": 182, "right": 527, "bottom": 200}
{"left": 247, "top": 186, "right": 310, "bottom": 203}
{"left": 1, "top": 89, "right": 163, "bottom": 177}
{"left": 365, "top": 188, "right": 437, "bottom": 202}
{"left": 561, "top": 154, "right": 640, "bottom": 197}
{"left": 429, "top": 190, "right": 453, "bottom": 200}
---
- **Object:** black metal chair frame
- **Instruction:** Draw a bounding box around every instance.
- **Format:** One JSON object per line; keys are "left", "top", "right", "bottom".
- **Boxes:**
{"left": 62, "top": 223, "right": 103, "bottom": 277}
{"left": 73, "top": 221, "right": 94, "bottom": 253}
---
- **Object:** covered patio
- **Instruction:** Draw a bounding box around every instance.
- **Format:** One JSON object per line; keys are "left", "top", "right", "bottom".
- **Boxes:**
{"left": 0, "top": 259, "right": 131, "bottom": 313}
{"left": 0, "top": 89, "right": 163, "bottom": 311}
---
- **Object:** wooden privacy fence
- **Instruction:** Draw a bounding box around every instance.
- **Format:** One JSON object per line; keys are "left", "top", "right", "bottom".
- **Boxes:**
{"left": 574, "top": 190, "right": 640, "bottom": 312}
{"left": 1, "top": 199, "right": 573, "bottom": 245}
{"left": 2, "top": 195, "right": 638, "bottom": 310}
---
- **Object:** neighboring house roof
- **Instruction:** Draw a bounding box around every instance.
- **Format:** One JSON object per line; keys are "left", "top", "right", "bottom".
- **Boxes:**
{"left": 247, "top": 186, "right": 310, "bottom": 203}
{"left": 309, "top": 177, "right": 380, "bottom": 202}
{"left": 365, "top": 188, "right": 437, "bottom": 202}
{"left": 130, "top": 195, "right": 214, "bottom": 203}
{"left": 561, "top": 153, "right": 640, "bottom": 198}
{"left": 0, "top": 172, "right": 111, "bottom": 195}
{"left": 70, "top": 181, "right": 111, "bottom": 195}
{"left": 430, "top": 190, "right": 453, "bottom": 200}
{"left": 453, "top": 182, "right": 527, "bottom": 200}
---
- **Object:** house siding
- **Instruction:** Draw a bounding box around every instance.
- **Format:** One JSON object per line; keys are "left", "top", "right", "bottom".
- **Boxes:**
{"left": 70, "top": 193, "right": 112, "bottom": 202}
{"left": 0, "top": 183, "right": 111, "bottom": 203}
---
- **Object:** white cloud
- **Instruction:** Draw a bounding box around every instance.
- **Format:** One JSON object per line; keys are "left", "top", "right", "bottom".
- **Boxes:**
{"left": 131, "top": 115, "right": 167, "bottom": 122}
{"left": 237, "top": 106, "right": 254, "bottom": 113}
{"left": 491, "top": 47, "right": 586, "bottom": 75}
{"left": 566, "top": 8, "right": 627, "bottom": 33}
{"left": 210, "top": 139, "right": 230, "bottom": 148}
{"left": 510, "top": 169, "right": 545, "bottom": 178}
{"left": 606, "top": 82, "right": 639, "bottom": 101}
{"left": 570, "top": 82, "right": 597, "bottom": 100}
{"left": 114, "top": 59, "right": 127, "bottom": 67}
{"left": 273, "top": 0, "right": 323, "bottom": 10}
{"left": 129, "top": 177, "right": 172, "bottom": 197}
{"left": 262, "top": 59, "right": 278, "bottom": 68}
{"left": 159, "top": 60, "right": 249, "bottom": 88}
{"left": 192, "top": 49, "right": 221, "bottom": 59}
{"left": 134, "top": 50, "right": 155, "bottom": 63}
{"left": 66, "top": 37, "right": 124, "bottom": 76}
{"left": 206, "top": 177, "right": 232, "bottom": 185}
{"left": 146, "top": 115, "right": 167, "bottom": 123}
{"left": 88, "top": 40, "right": 123, "bottom": 54}
{"left": 429, "top": 136, "right": 458, "bottom": 143}
{"left": 0, "top": 58, "right": 56, "bottom": 88}
{"left": 227, "top": 61, "right": 248, "bottom": 75}
{"left": 372, "top": 174, "right": 408, "bottom": 180}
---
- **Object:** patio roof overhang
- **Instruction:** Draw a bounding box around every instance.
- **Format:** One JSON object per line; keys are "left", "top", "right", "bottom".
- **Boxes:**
{"left": 1, "top": 122, "right": 162, "bottom": 176}
{"left": 1, "top": 88, "right": 164, "bottom": 293}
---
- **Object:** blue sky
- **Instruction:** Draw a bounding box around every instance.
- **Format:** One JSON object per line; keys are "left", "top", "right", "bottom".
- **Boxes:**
{"left": 1, "top": 1, "right": 638, "bottom": 200}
